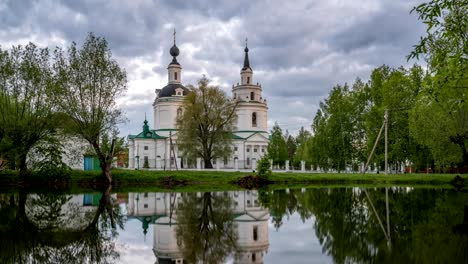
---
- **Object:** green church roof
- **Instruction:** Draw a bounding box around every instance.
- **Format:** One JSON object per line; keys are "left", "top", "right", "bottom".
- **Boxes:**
{"left": 128, "top": 129, "right": 167, "bottom": 140}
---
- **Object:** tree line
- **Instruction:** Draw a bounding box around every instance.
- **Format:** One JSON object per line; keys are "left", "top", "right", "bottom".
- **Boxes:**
{"left": 267, "top": 0, "right": 467, "bottom": 173}
{"left": 0, "top": 33, "right": 126, "bottom": 183}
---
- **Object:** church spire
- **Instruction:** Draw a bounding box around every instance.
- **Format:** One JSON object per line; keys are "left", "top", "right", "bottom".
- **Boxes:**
{"left": 167, "top": 29, "right": 182, "bottom": 84}
{"left": 143, "top": 114, "right": 150, "bottom": 135}
{"left": 169, "top": 28, "right": 180, "bottom": 65}
{"left": 242, "top": 38, "right": 251, "bottom": 71}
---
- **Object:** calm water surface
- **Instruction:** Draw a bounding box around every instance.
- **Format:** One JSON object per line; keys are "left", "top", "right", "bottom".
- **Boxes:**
{"left": 0, "top": 187, "right": 467, "bottom": 263}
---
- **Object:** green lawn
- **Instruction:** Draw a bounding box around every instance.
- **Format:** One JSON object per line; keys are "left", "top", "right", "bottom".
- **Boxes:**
{"left": 0, "top": 169, "right": 466, "bottom": 193}
{"left": 110, "top": 169, "right": 464, "bottom": 184}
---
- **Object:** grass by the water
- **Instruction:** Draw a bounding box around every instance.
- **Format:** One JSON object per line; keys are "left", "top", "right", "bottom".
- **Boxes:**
{"left": 1, "top": 169, "right": 466, "bottom": 193}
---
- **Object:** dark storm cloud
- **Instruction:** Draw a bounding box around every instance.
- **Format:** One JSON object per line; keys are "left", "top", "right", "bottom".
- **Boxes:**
{"left": 0, "top": 0, "right": 427, "bottom": 136}
{"left": 328, "top": 3, "right": 425, "bottom": 54}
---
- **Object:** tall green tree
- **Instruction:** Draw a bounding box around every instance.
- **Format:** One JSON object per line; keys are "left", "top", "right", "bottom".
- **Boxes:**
{"left": 52, "top": 33, "right": 127, "bottom": 183}
{"left": 176, "top": 76, "right": 238, "bottom": 169}
{"left": 0, "top": 43, "right": 59, "bottom": 173}
{"left": 365, "top": 65, "right": 425, "bottom": 172}
{"left": 409, "top": 0, "right": 468, "bottom": 169}
{"left": 285, "top": 131, "right": 297, "bottom": 165}
{"left": 293, "top": 126, "right": 311, "bottom": 167}
{"left": 309, "top": 84, "right": 355, "bottom": 172}
{"left": 267, "top": 122, "right": 288, "bottom": 167}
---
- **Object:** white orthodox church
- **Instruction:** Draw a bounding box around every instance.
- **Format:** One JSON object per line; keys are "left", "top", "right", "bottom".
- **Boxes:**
{"left": 128, "top": 35, "right": 269, "bottom": 170}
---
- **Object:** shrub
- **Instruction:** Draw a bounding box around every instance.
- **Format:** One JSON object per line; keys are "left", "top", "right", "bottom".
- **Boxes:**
{"left": 257, "top": 156, "right": 271, "bottom": 180}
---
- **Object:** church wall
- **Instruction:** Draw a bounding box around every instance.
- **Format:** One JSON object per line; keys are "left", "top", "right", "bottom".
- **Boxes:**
{"left": 154, "top": 100, "right": 184, "bottom": 130}
{"left": 129, "top": 138, "right": 170, "bottom": 169}
{"left": 235, "top": 106, "right": 268, "bottom": 132}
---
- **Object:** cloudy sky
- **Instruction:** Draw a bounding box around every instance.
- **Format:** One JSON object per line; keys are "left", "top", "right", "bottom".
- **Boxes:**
{"left": 0, "top": 0, "right": 426, "bottom": 137}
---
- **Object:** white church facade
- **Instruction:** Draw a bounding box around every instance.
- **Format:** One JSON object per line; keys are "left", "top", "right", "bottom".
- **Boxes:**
{"left": 128, "top": 36, "right": 269, "bottom": 170}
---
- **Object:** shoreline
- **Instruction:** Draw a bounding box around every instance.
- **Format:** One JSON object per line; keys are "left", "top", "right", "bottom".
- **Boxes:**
{"left": 0, "top": 169, "right": 466, "bottom": 193}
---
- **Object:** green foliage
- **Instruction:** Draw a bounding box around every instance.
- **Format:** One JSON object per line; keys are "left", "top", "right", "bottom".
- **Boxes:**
{"left": 52, "top": 32, "right": 127, "bottom": 182}
{"left": 0, "top": 43, "right": 60, "bottom": 172}
{"left": 305, "top": 64, "right": 433, "bottom": 172}
{"left": 293, "top": 127, "right": 311, "bottom": 168}
{"left": 257, "top": 156, "right": 271, "bottom": 180}
{"left": 408, "top": 0, "right": 468, "bottom": 169}
{"left": 267, "top": 122, "right": 288, "bottom": 167}
{"left": 176, "top": 76, "right": 238, "bottom": 169}
{"left": 298, "top": 1, "right": 467, "bottom": 172}
{"left": 308, "top": 83, "right": 362, "bottom": 172}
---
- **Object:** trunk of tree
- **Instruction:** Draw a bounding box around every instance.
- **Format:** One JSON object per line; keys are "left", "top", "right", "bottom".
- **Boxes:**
{"left": 92, "top": 139, "right": 115, "bottom": 185}
{"left": 18, "top": 154, "right": 28, "bottom": 174}
{"left": 18, "top": 155, "right": 29, "bottom": 182}
{"left": 204, "top": 159, "right": 213, "bottom": 169}
{"left": 100, "top": 161, "right": 112, "bottom": 184}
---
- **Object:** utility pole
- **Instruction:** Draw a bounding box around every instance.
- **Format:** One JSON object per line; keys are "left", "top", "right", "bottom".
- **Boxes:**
{"left": 169, "top": 131, "right": 178, "bottom": 171}
{"left": 384, "top": 108, "right": 388, "bottom": 176}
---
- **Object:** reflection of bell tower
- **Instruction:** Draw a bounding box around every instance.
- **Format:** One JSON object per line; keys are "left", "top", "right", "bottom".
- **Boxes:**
{"left": 152, "top": 193, "right": 184, "bottom": 264}
{"left": 233, "top": 191, "right": 270, "bottom": 264}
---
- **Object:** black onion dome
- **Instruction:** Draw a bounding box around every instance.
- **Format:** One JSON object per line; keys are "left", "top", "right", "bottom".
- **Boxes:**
{"left": 158, "top": 83, "right": 189, "bottom": 98}
{"left": 170, "top": 44, "right": 179, "bottom": 57}
{"left": 169, "top": 44, "right": 180, "bottom": 65}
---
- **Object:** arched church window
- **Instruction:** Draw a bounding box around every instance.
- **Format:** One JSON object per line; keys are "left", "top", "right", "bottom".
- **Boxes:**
{"left": 177, "top": 107, "right": 182, "bottom": 118}
{"left": 174, "top": 72, "right": 178, "bottom": 80}
{"left": 247, "top": 76, "right": 250, "bottom": 84}
{"left": 250, "top": 92, "right": 254, "bottom": 100}
{"left": 252, "top": 112, "right": 257, "bottom": 127}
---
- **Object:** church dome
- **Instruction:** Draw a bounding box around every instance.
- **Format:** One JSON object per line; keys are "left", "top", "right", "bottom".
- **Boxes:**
{"left": 158, "top": 83, "right": 189, "bottom": 98}
{"left": 170, "top": 44, "right": 179, "bottom": 57}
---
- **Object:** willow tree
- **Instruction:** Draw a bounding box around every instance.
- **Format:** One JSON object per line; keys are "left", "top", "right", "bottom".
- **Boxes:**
{"left": 52, "top": 33, "right": 127, "bottom": 183}
{"left": 176, "top": 77, "right": 238, "bottom": 169}
{"left": 0, "top": 43, "right": 58, "bottom": 173}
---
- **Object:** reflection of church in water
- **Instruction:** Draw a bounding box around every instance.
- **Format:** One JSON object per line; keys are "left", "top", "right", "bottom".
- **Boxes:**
{"left": 127, "top": 191, "right": 270, "bottom": 263}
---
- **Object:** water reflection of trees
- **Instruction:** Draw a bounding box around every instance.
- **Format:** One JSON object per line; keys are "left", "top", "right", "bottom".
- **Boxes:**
{"left": 0, "top": 186, "right": 124, "bottom": 264}
{"left": 175, "top": 192, "right": 238, "bottom": 263}
{"left": 259, "top": 187, "right": 468, "bottom": 263}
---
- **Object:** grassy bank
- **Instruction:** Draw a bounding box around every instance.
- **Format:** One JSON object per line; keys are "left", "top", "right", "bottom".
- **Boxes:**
{"left": 1, "top": 169, "right": 466, "bottom": 193}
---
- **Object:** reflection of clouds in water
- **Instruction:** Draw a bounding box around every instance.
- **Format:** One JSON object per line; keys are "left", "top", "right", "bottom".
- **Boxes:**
{"left": 116, "top": 219, "right": 155, "bottom": 264}
{"left": 265, "top": 213, "right": 332, "bottom": 264}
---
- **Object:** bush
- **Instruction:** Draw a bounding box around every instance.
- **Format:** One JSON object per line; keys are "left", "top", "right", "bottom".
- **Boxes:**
{"left": 257, "top": 156, "right": 271, "bottom": 180}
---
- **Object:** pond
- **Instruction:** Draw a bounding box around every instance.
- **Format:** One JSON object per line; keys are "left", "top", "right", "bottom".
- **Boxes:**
{"left": 0, "top": 187, "right": 467, "bottom": 263}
